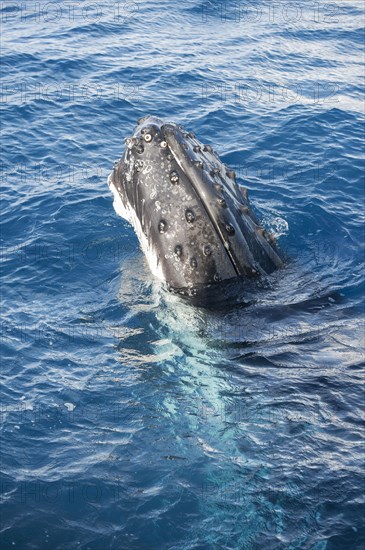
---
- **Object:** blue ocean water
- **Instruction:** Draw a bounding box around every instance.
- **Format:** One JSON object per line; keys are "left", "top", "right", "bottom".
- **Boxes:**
{"left": 1, "top": 1, "right": 364, "bottom": 548}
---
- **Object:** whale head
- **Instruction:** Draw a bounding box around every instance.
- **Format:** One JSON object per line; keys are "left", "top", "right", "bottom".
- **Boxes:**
{"left": 108, "top": 115, "right": 282, "bottom": 297}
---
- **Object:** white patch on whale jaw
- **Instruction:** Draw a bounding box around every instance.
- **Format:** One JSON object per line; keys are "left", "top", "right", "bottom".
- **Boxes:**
{"left": 107, "top": 172, "right": 131, "bottom": 222}
{"left": 108, "top": 172, "right": 165, "bottom": 282}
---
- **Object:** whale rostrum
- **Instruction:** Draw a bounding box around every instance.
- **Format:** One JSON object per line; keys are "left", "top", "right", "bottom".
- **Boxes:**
{"left": 108, "top": 115, "right": 283, "bottom": 294}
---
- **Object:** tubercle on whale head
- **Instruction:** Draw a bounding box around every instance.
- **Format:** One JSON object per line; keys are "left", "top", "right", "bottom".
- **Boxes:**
{"left": 108, "top": 115, "right": 283, "bottom": 294}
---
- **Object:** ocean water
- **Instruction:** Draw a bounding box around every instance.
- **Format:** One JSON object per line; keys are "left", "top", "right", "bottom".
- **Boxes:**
{"left": 1, "top": 1, "right": 364, "bottom": 548}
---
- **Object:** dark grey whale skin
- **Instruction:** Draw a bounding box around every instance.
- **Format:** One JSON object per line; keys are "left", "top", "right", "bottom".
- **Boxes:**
{"left": 109, "top": 115, "right": 283, "bottom": 297}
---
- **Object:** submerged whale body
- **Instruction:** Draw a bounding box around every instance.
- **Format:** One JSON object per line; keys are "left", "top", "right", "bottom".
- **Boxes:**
{"left": 108, "top": 115, "right": 283, "bottom": 300}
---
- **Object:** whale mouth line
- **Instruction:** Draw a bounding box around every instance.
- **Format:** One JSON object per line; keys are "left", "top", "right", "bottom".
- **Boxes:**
{"left": 108, "top": 115, "right": 283, "bottom": 294}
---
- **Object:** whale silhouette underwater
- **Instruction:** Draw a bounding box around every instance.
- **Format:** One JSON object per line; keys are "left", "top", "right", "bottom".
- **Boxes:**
{"left": 108, "top": 115, "right": 284, "bottom": 305}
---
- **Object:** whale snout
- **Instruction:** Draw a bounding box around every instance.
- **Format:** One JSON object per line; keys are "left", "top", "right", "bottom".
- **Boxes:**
{"left": 108, "top": 116, "right": 283, "bottom": 295}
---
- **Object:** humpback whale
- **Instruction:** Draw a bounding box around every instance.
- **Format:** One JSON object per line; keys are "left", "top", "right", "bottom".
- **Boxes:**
{"left": 108, "top": 115, "right": 283, "bottom": 299}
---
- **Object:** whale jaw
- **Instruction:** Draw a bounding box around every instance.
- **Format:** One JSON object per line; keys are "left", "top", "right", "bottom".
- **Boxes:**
{"left": 108, "top": 116, "right": 283, "bottom": 293}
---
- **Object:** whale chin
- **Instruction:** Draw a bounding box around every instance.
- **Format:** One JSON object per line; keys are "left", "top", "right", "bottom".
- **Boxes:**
{"left": 108, "top": 115, "right": 283, "bottom": 294}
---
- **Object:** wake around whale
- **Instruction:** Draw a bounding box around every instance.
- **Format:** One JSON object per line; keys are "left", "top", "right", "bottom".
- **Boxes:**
{"left": 108, "top": 115, "right": 283, "bottom": 301}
